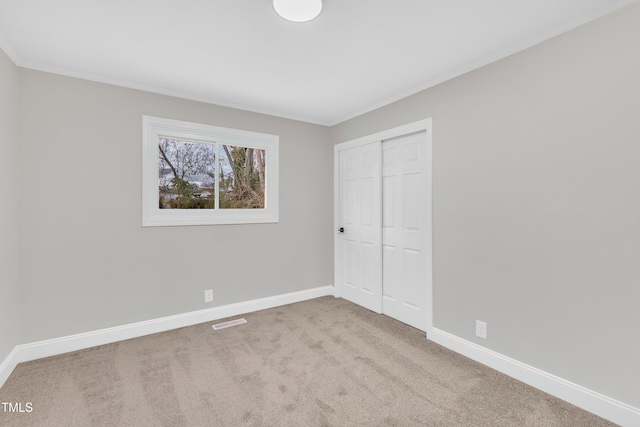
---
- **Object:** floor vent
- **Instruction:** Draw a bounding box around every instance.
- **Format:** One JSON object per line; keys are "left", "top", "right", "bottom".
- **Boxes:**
{"left": 212, "top": 318, "right": 247, "bottom": 330}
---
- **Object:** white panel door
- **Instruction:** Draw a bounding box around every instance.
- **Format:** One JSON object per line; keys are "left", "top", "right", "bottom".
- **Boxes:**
{"left": 336, "top": 141, "right": 382, "bottom": 313}
{"left": 382, "top": 132, "right": 428, "bottom": 331}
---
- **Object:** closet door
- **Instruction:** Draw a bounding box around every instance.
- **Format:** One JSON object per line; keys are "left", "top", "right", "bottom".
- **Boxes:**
{"left": 382, "top": 132, "right": 429, "bottom": 331}
{"left": 335, "top": 119, "right": 432, "bottom": 333}
{"left": 336, "top": 141, "right": 382, "bottom": 313}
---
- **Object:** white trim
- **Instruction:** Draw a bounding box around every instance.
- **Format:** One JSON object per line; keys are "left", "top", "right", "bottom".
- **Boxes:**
{"left": 327, "top": 0, "right": 636, "bottom": 126}
{"left": 4, "top": 0, "right": 633, "bottom": 127}
{"left": 334, "top": 118, "right": 433, "bottom": 332}
{"left": 335, "top": 119, "right": 432, "bottom": 152}
{"left": 333, "top": 148, "right": 341, "bottom": 299}
{"left": 0, "top": 347, "right": 20, "bottom": 391}
{"left": 142, "top": 115, "right": 279, "bottom": 227}
{"left": 3, "top": 292, "right": 639, "bottom": 426}
{"left": 16, "top": 59, "right": 328, "bottom": 126}
{"left": 0, "top": 31, "right": 22, "bottom": 66}
{"left": 0, "top": 285, "right": 334, "bottom": 389}
{"left": 429, "top": 328, "right": 640, "bottom": 427}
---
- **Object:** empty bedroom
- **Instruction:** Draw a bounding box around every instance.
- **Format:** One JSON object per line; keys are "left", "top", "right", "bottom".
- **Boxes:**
{"left": 1, "top": 1, "right": 639, "bottom": 426}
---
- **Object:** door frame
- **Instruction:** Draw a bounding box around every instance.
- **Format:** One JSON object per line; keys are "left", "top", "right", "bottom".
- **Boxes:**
{"left": 334, "top": 118, "right": 433, "bottom": 335}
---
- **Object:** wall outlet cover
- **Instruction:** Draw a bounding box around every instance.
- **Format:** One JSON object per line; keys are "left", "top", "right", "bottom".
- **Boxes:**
{"left": 476, "top": 320, "right": 487, "bottom": 339}
{"left": 204, "top": 289, "right": 213, "bottom": 303}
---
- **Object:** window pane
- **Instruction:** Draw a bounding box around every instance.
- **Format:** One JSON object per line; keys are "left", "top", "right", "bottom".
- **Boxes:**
{"left": 219, "top": 144, "right": 266, "bottom": 209}
{"left": 158, "top": 138, "right": 216, "bottom": 209}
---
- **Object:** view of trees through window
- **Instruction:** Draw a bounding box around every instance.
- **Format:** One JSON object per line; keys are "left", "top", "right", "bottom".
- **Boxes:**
{"left": 158, "top": 138, "right": 266, "bottom": 210}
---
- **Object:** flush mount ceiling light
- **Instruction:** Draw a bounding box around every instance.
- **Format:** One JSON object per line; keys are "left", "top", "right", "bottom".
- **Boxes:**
{"left": 273, "top": 0, "right": 323, "bottom": 23}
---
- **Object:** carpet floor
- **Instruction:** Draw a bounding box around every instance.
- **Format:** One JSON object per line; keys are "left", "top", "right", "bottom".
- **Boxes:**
{"left": 0, "top": 297, "right": 615, "bottom": 426}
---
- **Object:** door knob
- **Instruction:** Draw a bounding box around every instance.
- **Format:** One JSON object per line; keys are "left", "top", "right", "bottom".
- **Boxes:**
{"left": 338, "top": 227, "right": 344, "bottom": 233}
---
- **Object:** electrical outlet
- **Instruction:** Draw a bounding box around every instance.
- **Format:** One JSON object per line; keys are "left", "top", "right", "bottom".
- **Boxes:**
{"left": 475, "top": 320, "right": 487, "bottom": 339}
{"left": 204, "top": 289, "right": 213, "bottom": 303}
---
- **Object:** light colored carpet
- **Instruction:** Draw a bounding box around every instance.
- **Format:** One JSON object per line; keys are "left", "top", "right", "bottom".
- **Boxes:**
{"left": 0, "top": 297, "right": 615, "bottom": 426}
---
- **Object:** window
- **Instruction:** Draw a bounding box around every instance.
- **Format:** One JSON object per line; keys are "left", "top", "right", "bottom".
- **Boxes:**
{"left": 142, "top": 116, "right": 279, "bottom": 226}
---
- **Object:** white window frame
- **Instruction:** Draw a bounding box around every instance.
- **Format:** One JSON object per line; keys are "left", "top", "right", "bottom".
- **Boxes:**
{"left": 142, "top": 115, "right": 279, "bottom": 227}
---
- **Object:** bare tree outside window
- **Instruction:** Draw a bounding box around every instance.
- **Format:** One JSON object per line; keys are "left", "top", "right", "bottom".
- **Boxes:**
{"left": 157, "top": 139, "right": 266, "bottom": 210}
{"left": 143, "top": 115, "right": 278, "bottom": 226}
{"left": 220, "top": 145, "right": 266, "bottom": 209}
{"left": 158, "top": 138, "right": 216, "bottom": 209}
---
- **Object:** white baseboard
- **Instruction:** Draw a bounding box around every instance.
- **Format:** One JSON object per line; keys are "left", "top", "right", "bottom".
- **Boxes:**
{"left": 0, "top": 346, "right": 20, "bottom": 391}
{"left": 4, "top": 291, "right": 637, "bottom": 427}
{"left": 0, "top": 285, "right": 335, "bottom": 389}
{"left": 428, "top": 327, "right": 640, "bottom": 427}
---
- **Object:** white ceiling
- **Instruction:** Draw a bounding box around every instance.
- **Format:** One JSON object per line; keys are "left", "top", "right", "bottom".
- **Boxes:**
{"left": 0, "top": 0, "right": 634, "bottom": 125}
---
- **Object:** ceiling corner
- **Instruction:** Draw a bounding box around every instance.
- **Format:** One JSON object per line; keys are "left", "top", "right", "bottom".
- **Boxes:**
{"left": 0, "top": 31, "right": 22, "bottom": 67}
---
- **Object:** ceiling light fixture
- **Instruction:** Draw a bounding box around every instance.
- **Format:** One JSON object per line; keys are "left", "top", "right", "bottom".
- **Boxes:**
{"left": 273, "top": 0, "right": 323, "bottom": 23}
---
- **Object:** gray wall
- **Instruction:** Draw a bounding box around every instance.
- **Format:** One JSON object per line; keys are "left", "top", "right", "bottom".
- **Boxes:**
{"left": 5, "top": 1, "right": 639, "bottom": 412}
{"left": 332, "top": 3, "right": 640, "bottom": 408}
{"left": 17, "top": 70, "right": 333, "bottom": 344}
{"left": 0, "top": 48, "right": 19, "bottom": 362}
